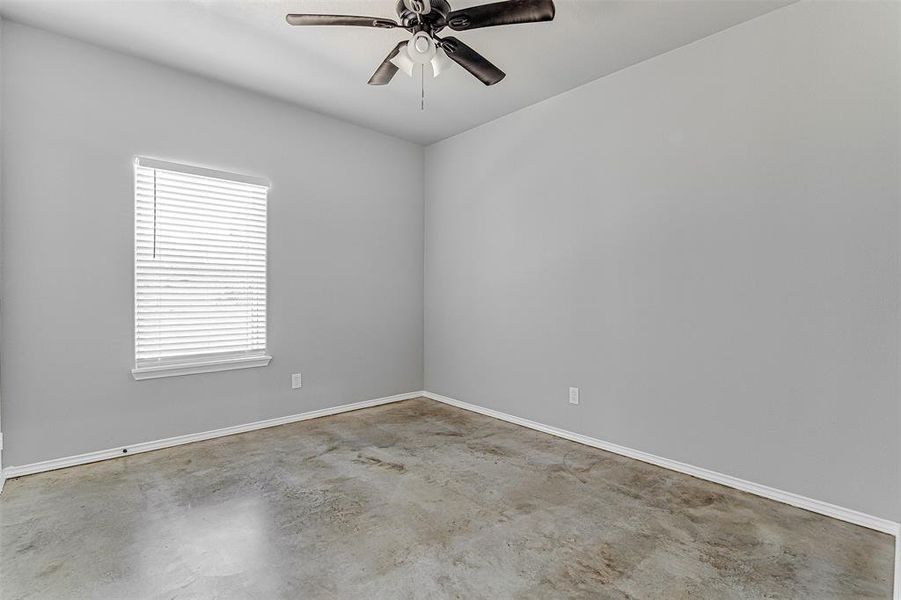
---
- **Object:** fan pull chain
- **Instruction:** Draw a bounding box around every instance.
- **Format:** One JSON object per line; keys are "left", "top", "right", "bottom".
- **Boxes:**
{"left": 420, "top": 63, "right": 425, "bottom": 111}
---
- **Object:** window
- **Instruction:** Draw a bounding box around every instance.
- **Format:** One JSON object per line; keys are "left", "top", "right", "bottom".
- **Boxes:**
{"left": 133, "top": 157, "right": 270, "bottom": 380}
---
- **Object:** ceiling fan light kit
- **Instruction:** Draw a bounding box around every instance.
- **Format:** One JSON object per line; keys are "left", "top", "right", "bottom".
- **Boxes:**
{"left": 286, "top": 0, "right": 556, "bottom": 88}
{"left": 389, "top": 31, "right": 451, "bottom": 79}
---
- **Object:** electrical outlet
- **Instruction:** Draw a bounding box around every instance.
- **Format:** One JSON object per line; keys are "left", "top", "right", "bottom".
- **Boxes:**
{"left": 569, "top": 387, "right": 580, "bottom": 405}
{"left": 292, "top": 373, "right": 302, "bottom": 389}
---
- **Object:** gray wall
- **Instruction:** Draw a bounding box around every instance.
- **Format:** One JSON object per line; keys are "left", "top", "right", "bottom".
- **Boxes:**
{"left": 424, "top": 2, "right": 900, "bottom": 521}
{"left": 0, "top": 22, "right": 424, "bottom": 467}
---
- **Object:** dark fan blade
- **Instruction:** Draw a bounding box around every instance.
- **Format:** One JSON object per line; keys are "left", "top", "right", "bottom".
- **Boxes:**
{"left": 440, "top": 37, "right": 505, "bottom": 86}
{"left": 447, "top": 0, "right": 555, "bottom": 31}
{"left": 285, "top": 14, "right": 399, "bottom": 28}
{"left": 368, "top": 42, "right": 408, "bottom": 85}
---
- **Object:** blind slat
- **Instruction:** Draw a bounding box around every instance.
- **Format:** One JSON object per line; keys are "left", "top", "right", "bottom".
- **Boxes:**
{"left": 137, "top": 328, "right": 267, "bottom": 339}
{"left": 137, "top": 287, "right": 266, "bottom": 294}
{"left": 137, "top": 254, "right": 266, "bottom": 267}
{"left": 136, "top": 244, "right": 267, "bottom": 259}
{"left": 137, "top": 339, "right": 267, "bottom": 351}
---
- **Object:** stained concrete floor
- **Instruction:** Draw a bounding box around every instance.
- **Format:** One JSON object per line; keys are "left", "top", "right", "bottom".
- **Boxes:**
{"left": 0, "top": 398, "right": 895, "bottom": 599}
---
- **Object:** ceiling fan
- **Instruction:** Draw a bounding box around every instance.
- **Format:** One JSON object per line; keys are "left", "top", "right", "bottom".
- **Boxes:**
{"left": 286, "top": 0, "right": 556, "bottom": 86}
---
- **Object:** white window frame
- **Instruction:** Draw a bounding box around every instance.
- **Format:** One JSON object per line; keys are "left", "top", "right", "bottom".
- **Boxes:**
{"left": 132, "top": 157, "right": 271, "bottom": 380}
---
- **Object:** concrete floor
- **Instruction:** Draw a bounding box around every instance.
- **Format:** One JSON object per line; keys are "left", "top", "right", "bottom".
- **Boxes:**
{"left": 0, "top": 398, "right": 894, "bottom": 599}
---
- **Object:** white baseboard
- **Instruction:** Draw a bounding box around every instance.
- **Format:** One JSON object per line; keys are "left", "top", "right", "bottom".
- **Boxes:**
{"left": 422, "top": 391, "right": 900, "bottom": 537}
{"left": 423, "top": 391, "right": 900, "bottom": 598}
{"left": 896, "top": 527, "right": 901, "bottom": 600}
{"left": 2, "top": 389, "right": 898, "bottom": 597}
{"left": 895, "top": 525, "right": 901, "bottom": 600}
{"left": 1, "top": 391, "right": 422, "bottom": 480}
{"left": 8, "top": 389, "right": 893, "bottom": 534}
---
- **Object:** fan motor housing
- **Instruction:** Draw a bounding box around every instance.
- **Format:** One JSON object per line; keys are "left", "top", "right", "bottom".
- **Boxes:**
{"left": 396, "top": 0, "right": 450, "bottom": 30}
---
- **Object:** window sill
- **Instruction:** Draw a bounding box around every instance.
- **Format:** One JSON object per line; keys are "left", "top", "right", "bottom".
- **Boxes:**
{"left": 132, "top": 355, "right": 272, "bottom": 380}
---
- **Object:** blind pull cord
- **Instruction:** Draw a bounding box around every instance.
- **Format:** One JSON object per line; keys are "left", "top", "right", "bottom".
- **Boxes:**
{"left": 152, "top": 169, "right": 158, "bottom": 259}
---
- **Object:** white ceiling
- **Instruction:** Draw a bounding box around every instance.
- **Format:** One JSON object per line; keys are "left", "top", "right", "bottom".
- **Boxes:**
{"left": 0, "top": 0, "right": 793, "bottom": 144}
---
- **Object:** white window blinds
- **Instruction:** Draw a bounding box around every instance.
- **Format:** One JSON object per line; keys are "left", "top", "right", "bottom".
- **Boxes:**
{"left": 133, "top": 157, "right": 270, "bottom": 379}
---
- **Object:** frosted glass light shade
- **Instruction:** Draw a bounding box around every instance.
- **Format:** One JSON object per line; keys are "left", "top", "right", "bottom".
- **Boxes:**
{"left": 430, "top": 48, "right": 451, "bottom": 78}
{"left": 389, "top": 43, "right": 416, "bottom": 78}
